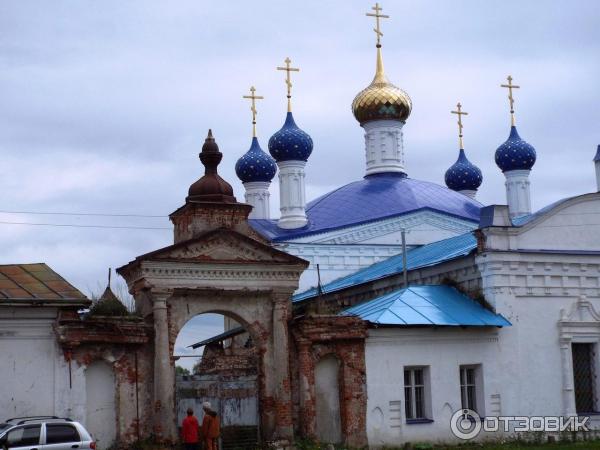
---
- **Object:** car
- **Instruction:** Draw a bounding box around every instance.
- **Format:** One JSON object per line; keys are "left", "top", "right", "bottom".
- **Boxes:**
{"left": 0, "top": 416, "right": 96, "bottom": 450}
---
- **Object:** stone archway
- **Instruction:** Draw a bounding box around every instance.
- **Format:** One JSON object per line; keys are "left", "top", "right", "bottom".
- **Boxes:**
{"left": 118, "top": 130, "right": 308, "bottom": 444}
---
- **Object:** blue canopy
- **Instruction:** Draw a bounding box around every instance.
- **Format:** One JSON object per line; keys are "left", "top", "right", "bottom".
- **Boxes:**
{"left": 341, "top": 285, "right": 510, "bottom": 327}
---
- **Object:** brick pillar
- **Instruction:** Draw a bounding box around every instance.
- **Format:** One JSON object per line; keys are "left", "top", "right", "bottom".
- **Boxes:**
{"left": 152, "top": 293, "right": 176, "bottom": 441}
{"left": 271, "top": 295, "right": 294, "bottom": 441}
{"left": 297, "top": 341, "right": 316, "bottom": 438}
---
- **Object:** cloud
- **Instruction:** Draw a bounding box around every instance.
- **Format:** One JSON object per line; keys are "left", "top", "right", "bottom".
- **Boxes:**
{"left": 0, "top": 0, "right": 598, "bottom": 295}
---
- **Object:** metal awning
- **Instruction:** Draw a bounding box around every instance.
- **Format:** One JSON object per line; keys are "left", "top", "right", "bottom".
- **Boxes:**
{"left": 341, "top": 285, "right": 510, "bottom": 327}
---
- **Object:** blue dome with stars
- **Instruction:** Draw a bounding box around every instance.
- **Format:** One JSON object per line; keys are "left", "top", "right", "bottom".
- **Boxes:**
{"left": 235, "top": 137, "right": 277, "bottom": 183}
{"left": 445, "top": 149, "right": 483, "bottom": 192}
{"left": 495, "top": 126, "right": 537, "bottom": 172}
{"left": 268, "top": 112, "right": 313, "bottom": 162}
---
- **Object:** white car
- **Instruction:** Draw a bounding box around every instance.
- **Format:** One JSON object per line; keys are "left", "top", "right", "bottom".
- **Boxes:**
{"left": 0, "top": 417, "right": 96, "bottom": 450}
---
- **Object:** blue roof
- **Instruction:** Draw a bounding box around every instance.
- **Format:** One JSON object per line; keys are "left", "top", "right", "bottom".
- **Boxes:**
{"left": 594, "top": 145, "right": 600, "bottom": 162}
{"left": 340, "top": 285, "right": 511, "bottom": 327}
{"left": 495, "top": 126, "right": 536, "bottom": 172}
{"left": 445, "top": 149, "right": 483, "bottom": 192}
{"left": 293, "top": 232, "right": 477, "bottom": 302}
{"left": 268, "top": 112, "right": 313, "bottom": 162}
{"left": 250, "top": 173, "right": 482, "bottom": 241}
{"left": 235, "top": 137, "right": 277, "bottom": 183}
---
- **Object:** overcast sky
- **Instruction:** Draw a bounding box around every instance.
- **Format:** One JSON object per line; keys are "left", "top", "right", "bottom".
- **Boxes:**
{"left": 1, "top": 1, "right": 599, "bottom": 367}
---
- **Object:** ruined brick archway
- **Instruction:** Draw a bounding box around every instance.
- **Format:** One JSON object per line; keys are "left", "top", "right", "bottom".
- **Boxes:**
{"left": 118, "top": 131, "right": 308, "bottom": 444}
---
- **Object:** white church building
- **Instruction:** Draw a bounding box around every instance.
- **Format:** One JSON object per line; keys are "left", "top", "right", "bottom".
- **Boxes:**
{"left": 227, "top": 2, "right": 600, "bottom": 446}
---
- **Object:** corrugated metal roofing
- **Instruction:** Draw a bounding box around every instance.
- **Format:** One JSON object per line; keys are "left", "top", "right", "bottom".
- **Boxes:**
{"left": 293, "top": 232, "right": 477, "bottom": 302}
{"left": 0, "top": 263, "right": 87, "bottom": 301}
{"left": 341, "top": 285, "right": 511, "bottom": 327}
{"left": 250, "top": 173, "right": 481, "bottom": 241}
{"left": 188, "top": 326, "right": 245, "bottom": 349}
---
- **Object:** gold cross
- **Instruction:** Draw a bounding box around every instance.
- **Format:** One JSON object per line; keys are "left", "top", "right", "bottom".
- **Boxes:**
{"left": 366, "top": 2, "right": 389, "bottom": 46}
{"left": 277, "top": 57, "right": 300, "bottom": 112}
{"left": 243, "top": 86, "right": 264, "bottom": 137}
{"left": 451, "top": 102, "right": 468, "bottom": 149}
{"left": 501, "top": 75, "right": 520, "bottom": 125}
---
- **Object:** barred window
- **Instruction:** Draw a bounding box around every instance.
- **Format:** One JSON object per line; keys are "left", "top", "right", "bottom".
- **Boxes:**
{"left": 404, "top": 367, "right": 427, "bottom": 420}
{"left": 572, "top": 343, "right": 598, "bottom": 413}
{"left": 460, "top": 366, "right": 477, "bottom": 412}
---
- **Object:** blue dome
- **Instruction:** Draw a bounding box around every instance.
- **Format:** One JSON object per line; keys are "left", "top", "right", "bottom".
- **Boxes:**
{"left": 495, "top": 126, "right": 536, "bottom": 172}
{"left": 249, "top": 173, "right": 482, "bottom": 241}
{"left": 268, "top": 112, "right": 313, "bottom": 162}
{"left": 445, "top": 149, "right": 483, "bottom": 192}
{"left": 235, "top": 137, "right": 277, "bottom": 183}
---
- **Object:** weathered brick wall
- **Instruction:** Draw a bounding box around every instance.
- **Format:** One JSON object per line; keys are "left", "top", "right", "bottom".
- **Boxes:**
{"left": 291, "top": 315, "right": 368, "bottom": 447}
{"left": 56, "top": 314, "right": 154, "bottom": 445}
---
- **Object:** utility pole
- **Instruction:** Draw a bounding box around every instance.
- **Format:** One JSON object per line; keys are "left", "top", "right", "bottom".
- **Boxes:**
{"left": 401, "top": 229, "right": 408, "bottom": 288}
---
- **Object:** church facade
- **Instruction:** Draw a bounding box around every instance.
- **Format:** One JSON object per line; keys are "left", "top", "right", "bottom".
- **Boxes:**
{"left": 3, "top": 3, "right": 600, "bottom": 449}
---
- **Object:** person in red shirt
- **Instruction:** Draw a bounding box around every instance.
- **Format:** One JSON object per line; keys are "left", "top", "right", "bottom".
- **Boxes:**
{"left": 181, "top": 407, "right": 200, "bottom": 450}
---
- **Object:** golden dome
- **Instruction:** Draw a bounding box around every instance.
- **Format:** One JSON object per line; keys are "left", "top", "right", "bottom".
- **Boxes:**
{"left": 352, "top": 47, "right": 412, "bottom": 124}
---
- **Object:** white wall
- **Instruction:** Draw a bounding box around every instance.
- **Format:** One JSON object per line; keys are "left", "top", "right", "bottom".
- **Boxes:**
{"left": 365, "top": 327, "right": 503, "bottom": 446}
{"left": 314, "top": 355, "right": 342, "bottom": 444}
{"left": 86, "top": 361, "right": 117, "bottom": 449}
{"left": 0, "top": 307, "right": 98, "bottom": 431}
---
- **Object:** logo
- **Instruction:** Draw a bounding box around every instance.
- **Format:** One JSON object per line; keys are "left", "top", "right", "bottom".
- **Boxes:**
{"left": 450, "top": 409, "right": 590, "bottom": 440}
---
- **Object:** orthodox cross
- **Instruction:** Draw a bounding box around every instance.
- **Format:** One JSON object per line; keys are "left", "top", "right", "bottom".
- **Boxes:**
{"left": 243, "top": 86, "right": 264, "bottom": 137}
{"left": 451, "top": 102, "right": 468, "bottom": 149}
{"left": 501, "top": 75, "right": 520, "bottom": 125}
{"left": 366, "top": 2, "right": 389, "bottom": 47}
{"left": 277, "top": 57, "right": 300, "bottom": 112}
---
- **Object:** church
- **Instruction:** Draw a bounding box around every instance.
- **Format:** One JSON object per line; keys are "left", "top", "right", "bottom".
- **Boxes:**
{"left": 2, "top": 3, "right": 600, "bottom": 449}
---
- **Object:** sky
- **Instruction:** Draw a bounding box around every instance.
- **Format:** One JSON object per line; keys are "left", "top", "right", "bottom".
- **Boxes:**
{"left": 1, "top": 1, "right": 599, "bottom": 369}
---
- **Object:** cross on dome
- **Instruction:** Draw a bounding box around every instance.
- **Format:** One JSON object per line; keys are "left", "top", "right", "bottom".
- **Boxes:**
{"left": 277, "top": 57, "right": 300, "bottom": 112}
{"left": 366, "top": 2, "right": 389, "bottom": 47}
{"left": 501, "top": 75, "right": 520, "bottom": 126}
{"left": 451, "top": 102, "right": 469, "bottom": 149}
{"left": 243, "top": 86, "right": 264, "bottom": 137}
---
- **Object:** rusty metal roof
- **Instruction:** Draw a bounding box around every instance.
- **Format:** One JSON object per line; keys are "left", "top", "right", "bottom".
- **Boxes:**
{"left": 0, "top": 263, "right": 88, "bottom": 303}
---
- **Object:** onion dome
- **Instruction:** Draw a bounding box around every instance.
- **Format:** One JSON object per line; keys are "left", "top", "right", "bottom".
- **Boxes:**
{"left": 352, "top": 47, "right": 412, "bottom": 124}
{"left": 495, "top": 126, "right": 537, "bottom": 173}
{"left": 445, "top": 149, "right": 483, "bottom": 191}
{"left": 187, "top": 129, "right": 236, "bottom": 203}
{"left": 268, "top": 112, "right": 313, "bottom": 162}
{"left": 235, "top": 137, "right": 277, "bottom": 183}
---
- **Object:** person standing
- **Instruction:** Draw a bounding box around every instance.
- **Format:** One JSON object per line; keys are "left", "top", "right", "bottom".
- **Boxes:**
{"left": 182, "top": 407, "right": 200, "bottom": 450}
{"left": 200, "top": 401, "right": 220, "bottom": 450}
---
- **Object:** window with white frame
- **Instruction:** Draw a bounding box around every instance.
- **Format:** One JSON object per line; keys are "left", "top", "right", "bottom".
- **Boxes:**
{"left": 404, "top": 367, "right": 429, "bottom": 420}
{"left": 572, "top": 343, "right": 598, "bottom": 413}
{"left": 460, "top": 365, "right": 478, "bottom": 412}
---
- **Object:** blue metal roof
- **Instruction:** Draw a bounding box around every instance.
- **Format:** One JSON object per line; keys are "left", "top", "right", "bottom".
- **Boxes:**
{"left": 293, "top": 232, "right": 477, "bottom": 302}
{"left": 341, "top": 285, "right": 511, "bottom": 327}
{"left": 250, "top": 173, "right": 481, "bottom": 241}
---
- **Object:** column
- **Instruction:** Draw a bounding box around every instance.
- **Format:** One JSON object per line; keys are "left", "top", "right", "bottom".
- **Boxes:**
{"left": 244, "top": 181, "right": 271, "bottom": 219}
{"left": 560, "top": 338, "right": 577, "bottom": 417}
{"left": 362, "top": 119, "right": 406, "bottom": 176}
{"left": 504, "top": 169, "right": 532, "bottom": 218}
{"left": 271, "top": 293, "right": 294, "bottom": 441}
{"left": 277, "top": 160, "right": 307, "bottom": 229}
{"left": 152, "top": 292, "right": 176, "bottom": 441}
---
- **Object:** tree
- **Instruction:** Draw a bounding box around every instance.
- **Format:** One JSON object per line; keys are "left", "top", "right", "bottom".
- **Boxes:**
{"left": 175, "top": 365, "right": 190, "bottom": 376}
